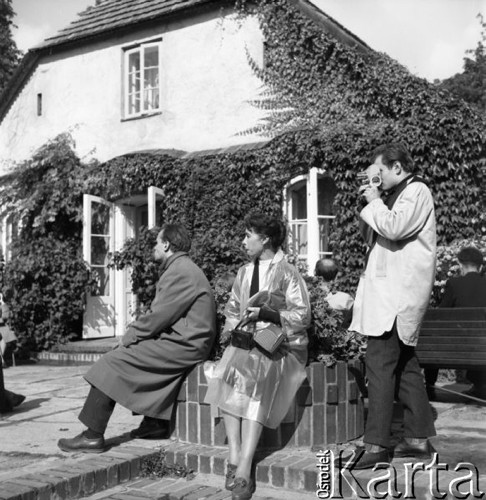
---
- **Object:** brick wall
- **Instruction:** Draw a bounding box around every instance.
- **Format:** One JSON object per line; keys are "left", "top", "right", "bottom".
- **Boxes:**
{"left": 174, "top": 360, "right": 364, "bottom": 449}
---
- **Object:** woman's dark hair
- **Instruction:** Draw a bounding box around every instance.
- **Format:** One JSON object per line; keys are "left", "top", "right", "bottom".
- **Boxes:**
{"left": 160, "top": 223, "right": 191, "bottom": 252}
{"left": 244, "top": 213, "right": 286, "bottom": 251}
{"left": 371, "top": 142, "right": 415, "bottom": 173}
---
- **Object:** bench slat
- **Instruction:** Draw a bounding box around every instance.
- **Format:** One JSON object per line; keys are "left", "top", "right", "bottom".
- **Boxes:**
{"left": 419, "top": 330, "right": 486, "bottom": 344}
{"left": 423, "top": 307, "right": 486, "bottom": 321}
{"left": 417, "top": 338, "right": 486, "bottom": 346}
{"left": 416, "top": 307, "right": 486, "bottom": 369}
{"left": 421, "top": 321, "right": 486, "bottom": 329}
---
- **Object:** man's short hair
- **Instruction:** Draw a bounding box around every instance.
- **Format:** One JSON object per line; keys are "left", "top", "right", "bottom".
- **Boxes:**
{"left": 371, "top": 143, "right": 415, "bottom": 173}
{"left": 160, "top": 223, "right": 191, "bottom": 253}
{"left": 457, "top": 246, "right": 483, "bottom": 268}
{"left": 315, "top": 258, "right": 338, "bottom": 281}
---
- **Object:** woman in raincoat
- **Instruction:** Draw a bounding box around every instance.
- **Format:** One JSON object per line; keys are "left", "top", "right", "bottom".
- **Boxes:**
{"left": 205, "top": 213, "right": 310, "bottom": 500}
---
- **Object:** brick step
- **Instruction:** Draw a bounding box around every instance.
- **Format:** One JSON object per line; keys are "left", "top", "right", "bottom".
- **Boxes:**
{"left": 36, "top": 350, "right": 106, "bottom": 365}
{"left": 0, "top": 441, "right": 321, "bottom": 500}
{"left": 36, "top": 338, "right": 118, "bottom": 365}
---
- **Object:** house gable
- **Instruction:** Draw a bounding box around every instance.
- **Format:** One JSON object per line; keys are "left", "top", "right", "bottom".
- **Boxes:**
{"left": 0, "top": 0, "right": 374, "bottom": 175}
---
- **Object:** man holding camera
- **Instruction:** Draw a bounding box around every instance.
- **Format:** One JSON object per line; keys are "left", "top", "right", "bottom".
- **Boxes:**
{"left": 342, "top": 143, "right": 437, "bottom": 469}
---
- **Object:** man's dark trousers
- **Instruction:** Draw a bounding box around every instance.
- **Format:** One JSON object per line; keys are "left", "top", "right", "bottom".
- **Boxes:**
{"left": 364, "top": 322, "right": 436, "bottom": 448}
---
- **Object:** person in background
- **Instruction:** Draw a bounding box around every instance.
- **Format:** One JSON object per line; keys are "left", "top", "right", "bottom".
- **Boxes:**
{"left": 58, "top": 223, "right": 216, "bottom": 453}
{"left": 0, "top": 291, "right": 25, "bottom": 413}
{"left": 0, "top": 292, "right": 18, "bottom": 368}
{"left": 342, "top": 142, "right": 437, "bottom": 469}
{"left": 205, "top": 213, "right": 311, "bottom": 500}
{"left": 425, "top": 246, "right": 486, "bottom": 399}
{"left": 314, "top": 258, "right": 354, "bottom": 310}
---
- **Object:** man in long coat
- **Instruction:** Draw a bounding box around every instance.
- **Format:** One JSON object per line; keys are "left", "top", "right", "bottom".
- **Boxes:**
{"left": 343, "top": 143, "right": 437, "bottom": 469}
{"left": 58, "top": 223, "right": 216, "bottom": 453}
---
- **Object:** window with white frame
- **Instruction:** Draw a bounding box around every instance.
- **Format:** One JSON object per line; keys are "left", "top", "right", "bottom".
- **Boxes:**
{"left": 124, "top": 39, "right": 162, "bottom": 118}
{"left": 284, "top": 168, "right": 337, "bottom": 273}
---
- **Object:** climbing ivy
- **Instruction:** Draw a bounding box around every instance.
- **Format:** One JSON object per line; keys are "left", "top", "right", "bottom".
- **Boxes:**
{"left": 1, "top": 0, "right": 485, "bottom": 359}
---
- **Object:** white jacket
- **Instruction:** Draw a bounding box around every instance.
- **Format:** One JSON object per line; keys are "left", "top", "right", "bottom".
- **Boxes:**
{"left": 350, "top": 181, "right": 436, "bottom": 346}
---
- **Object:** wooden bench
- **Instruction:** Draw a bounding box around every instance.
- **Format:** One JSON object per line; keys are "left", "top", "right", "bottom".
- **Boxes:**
{"left": 415, "top": 307, "right": 486, "bottom": 369}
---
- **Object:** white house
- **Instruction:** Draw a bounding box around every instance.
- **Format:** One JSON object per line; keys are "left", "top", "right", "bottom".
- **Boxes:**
{"left": 0, "top": 0, "right": 371, "bottom": 339}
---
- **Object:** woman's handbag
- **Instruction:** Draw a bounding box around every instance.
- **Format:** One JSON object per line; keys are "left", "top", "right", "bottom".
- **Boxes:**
{"left": 254, "top": 324, "right": 286, "bottom": 354}
{"left": 230, "top": 318, "right": 255, "bottom": 350}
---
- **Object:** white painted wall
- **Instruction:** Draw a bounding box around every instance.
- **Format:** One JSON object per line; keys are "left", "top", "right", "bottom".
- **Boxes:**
{"left": 0, "top": 9, "right": 267, "bottom": 175}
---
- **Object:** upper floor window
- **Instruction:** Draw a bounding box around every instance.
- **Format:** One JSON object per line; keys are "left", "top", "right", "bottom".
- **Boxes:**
{"left": 283, "top": 167, "right": 337, "bottom": 273}
{"left": 124, "top": 39, "right": 162, "bottom": 118}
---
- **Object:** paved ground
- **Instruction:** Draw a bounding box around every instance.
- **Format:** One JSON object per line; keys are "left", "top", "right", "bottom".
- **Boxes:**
{"left": 1, "top": 363, "right": 486, "bottom": 499}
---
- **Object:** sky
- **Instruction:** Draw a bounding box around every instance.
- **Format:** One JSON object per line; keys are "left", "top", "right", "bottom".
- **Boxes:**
{"left": 11, "top": 0, "right": 486, "bottom": 82}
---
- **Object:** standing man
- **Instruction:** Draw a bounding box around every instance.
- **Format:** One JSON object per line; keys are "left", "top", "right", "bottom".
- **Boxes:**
{"left": 343, "top": 143, "right": 437, "bottom": 469}
{"left": 58, "top": 223, "right": 216, "bottom": 453}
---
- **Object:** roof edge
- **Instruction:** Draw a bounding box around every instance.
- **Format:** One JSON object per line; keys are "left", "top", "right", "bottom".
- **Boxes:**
{"left": 292, "top": 0, "right": 373, "bottom": 55}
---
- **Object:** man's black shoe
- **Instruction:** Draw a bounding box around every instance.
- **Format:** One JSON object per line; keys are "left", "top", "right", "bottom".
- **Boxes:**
{"left": 6, "top": 391, "right": 25, "bottom": 408}
{"left": 130, "top": 417, "right": 170, "bottom": 439}
{"left": 338, "top": 447, "right": 391, "bottom": 470}
{"left": 393, "top": 439, "right": 436, "bottom": 459}
{"left": 57, "top": 432, "right": 107, "bottom": 453}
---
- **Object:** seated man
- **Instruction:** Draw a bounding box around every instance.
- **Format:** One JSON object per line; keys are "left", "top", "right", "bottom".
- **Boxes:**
{"left": 58, "top": 223, "right": 216, "bottom": 453}
{"left": 425, "top": 246, "right": 486, "bottom": 399}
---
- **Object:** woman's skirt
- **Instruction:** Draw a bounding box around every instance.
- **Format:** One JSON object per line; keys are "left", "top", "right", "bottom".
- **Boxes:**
{"left": 204, "top": 344, "right": 307, "bottom": 428}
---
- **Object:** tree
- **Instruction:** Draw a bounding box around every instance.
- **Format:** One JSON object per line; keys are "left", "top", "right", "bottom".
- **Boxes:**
{"left": 439, "top": 14, "right": 486, "bottom": 113}
{"left": 0, "top": 0, "right": 21, "bottom": 95}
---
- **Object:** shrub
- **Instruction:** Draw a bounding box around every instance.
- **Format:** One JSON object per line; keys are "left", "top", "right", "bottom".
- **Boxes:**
{"left": 2, "top": 237, "right": 97, "bottom": 354}
{"left": 110, "top": 227, "right": 161, "bottom": 316}
{"left": 305, "top": 276, "right": 365, "bottom": 366}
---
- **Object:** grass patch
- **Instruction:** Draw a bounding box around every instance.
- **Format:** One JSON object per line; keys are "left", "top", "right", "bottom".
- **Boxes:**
{"left": 140, "top": 448, "right": 195, "bottom": 480}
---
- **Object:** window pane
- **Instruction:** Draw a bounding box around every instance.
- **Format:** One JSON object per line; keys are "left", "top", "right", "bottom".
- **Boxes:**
{"left": 128, "top": 72, "right": 140, "bottom": 93}
{"left": 143, "top": 88, "right": 159, "bottom": 111}
{"left": 91, "top": 203, "right": 110, "bottom": 234}
{"left": 144, "top": 45, "right": 158, "bottom": 68}
{"left": 91, "top": 266, "right": 110, "bottom": 296}
{"left": 318, "top": 217, "right": 334, "bottom": 254}
{"left": 318, "top": 176, "right": 337, "bottom": 216}
{"left": 290, "top": 222, "right": 307, "bottom": 256}
{"left": 291, "top": 184, "right": 307, "bottom": 220}
{"left": 144, "top": 67, "right": 158, "bottom": 89}
{"left": 129, "top": 92, "right": 141, "bottom": 114}
{"left": 128, "top": 51, "right": 140, "bottom": 72}
{"left": 143, "top": 46, "right": 159, "bottom": 112}
{"left": 91, "top": 236, "right": 110, "bottom": 265}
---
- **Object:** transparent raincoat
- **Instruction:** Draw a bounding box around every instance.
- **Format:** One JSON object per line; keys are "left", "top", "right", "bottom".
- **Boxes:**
{"left": 204, "top": 250, "right": 311, "bottom": 428}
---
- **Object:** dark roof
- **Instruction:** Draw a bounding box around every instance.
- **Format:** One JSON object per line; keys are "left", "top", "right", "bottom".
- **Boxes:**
{"left": 36, "top": 0, "right": 220, "bottom": 50}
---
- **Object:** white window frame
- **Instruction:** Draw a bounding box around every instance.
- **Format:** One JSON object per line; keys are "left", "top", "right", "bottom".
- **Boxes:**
{"left": 148, "top": 186, "right": 165, "bottom": 229}
{"left": 123, "top": 38, "right": 162, "bottom": 119}
{"left": 0, "top": 212, "right": 19, "bottom": 263}
{"left": 283, "top": 167, "right": 336, "bottom": 273}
